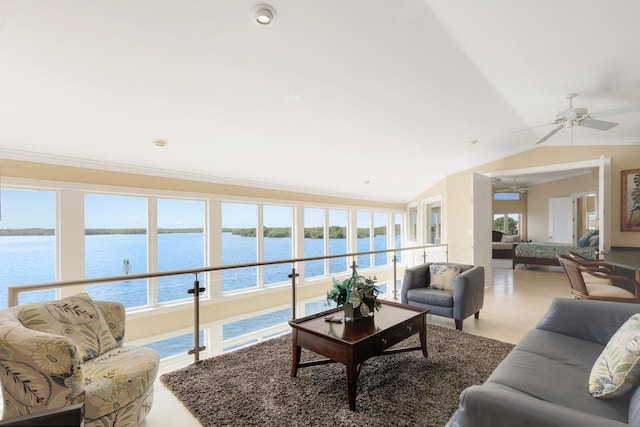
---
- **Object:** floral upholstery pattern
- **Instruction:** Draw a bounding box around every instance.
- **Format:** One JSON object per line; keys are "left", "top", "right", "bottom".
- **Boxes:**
{"left": 589, "top": 313, "right": 640, "bottom": 398}
{"left": 429, "top": 264, "right": 461, "bottom": 291}
{"left": 514, "top": 242, "right": 597, "bottom": 259}
{"left": 0, "top": 293, "right": 159, "bottom": 426}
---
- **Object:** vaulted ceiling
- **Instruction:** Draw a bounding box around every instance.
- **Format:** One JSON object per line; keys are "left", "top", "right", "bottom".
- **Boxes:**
{"left": 1, "top": 1, "right": 639, "bottom": 203}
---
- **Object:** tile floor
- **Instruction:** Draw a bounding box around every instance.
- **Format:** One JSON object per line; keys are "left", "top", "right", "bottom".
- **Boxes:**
{"left": 142, "top": 263, "right": 572, "bottom": 427}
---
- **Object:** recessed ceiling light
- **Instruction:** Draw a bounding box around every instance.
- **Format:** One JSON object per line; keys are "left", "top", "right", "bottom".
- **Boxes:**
{"left": 363, "top": 180, "right": 370, "bottom": 185}
{"left": 252, "top": 4, "right": 276, "bottom": 25}
{"left": 467, "top": 140, "right": 478, "bottom": 146}
{"left": 152, "top": 139, "right": 168, "bottom": 147}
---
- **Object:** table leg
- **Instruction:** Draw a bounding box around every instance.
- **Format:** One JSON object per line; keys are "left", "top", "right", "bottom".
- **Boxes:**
{"left": 346, "top": 361, "right": 359, "bottom": 411}
{"left": 420, "top": 317, "right": 428, "bottom": 358}
{"left": 291, "top": 330, "right": 301, "bottom": 378}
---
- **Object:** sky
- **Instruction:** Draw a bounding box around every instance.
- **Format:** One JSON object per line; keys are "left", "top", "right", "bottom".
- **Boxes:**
{"left": 0, "top": 189, "right": 367, "bottom": 229}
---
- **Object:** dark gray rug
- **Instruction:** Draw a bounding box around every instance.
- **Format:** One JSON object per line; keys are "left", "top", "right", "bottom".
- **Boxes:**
{"left": 160, "top": 324, "right": 514, "bottom": 427}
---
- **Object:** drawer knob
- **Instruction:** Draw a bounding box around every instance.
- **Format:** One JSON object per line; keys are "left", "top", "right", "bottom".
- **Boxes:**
{"left": 407, "top": 325, "right": 413, "bottom": 331}
{"left": 381, "top": 338, "right": 387, "bottom": 345}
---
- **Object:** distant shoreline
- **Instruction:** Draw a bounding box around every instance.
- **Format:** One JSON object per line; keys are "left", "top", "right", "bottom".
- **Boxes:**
{"left": 0, "top": 225, "right": 397, "bottom": 239}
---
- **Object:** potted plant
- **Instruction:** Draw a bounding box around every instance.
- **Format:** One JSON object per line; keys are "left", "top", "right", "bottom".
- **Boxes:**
{"left": 326, "top": 269, "right": 381, "bottom": 321}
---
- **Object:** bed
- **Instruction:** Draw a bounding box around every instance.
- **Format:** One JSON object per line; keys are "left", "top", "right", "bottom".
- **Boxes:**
{"left": 512, "top": 241, "right": 598, "bottom": 269}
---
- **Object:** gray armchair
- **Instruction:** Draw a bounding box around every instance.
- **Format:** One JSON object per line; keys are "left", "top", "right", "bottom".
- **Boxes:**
{"left": 400, "top": 263, "right": 485, "bottom": 330}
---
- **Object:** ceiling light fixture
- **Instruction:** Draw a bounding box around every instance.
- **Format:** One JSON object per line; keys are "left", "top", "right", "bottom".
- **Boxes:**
{"left": 152, "top": 139, "right": 168, "bottom": 147}
{"left": 252, "top": 4, "right": 276, "bottom": 25}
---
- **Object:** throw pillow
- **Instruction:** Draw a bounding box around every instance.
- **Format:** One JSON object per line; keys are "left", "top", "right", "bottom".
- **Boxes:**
{"left": 588, "top": 235, "right": 600, "bottom": 247}
{"left": 578, "top": 229, "right": 598, "bottom": 248}
{"left": 501, "top": 234, "right": 521, "bottom": 243}
{"left": 18, "top": 292, "right": 118, "bottom": 361}
{"left": 429, "top": 264, "right": 461, "bottom": 291}
{"left": 589, "top": 313, "right": 640, "bottom": 398}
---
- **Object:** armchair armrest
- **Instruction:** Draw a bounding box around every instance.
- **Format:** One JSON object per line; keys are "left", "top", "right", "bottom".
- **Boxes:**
{"left": 400, "top": 263, "right": 432, "bottom": 304}
{"left": 0, "top": 316, "right": 84, "bottom": 414}
{"left": 447, "top": 385, "right": 629, "bottom": 427}
{"left": 535, "top": 298, "right": 640, "bottom": 346}
{"left": 452, "top": 266, "right": 485, "bottom": 320}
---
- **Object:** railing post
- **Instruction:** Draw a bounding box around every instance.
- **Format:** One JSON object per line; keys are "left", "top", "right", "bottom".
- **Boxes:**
{"left": 289, "top": 266, "right": 299, "bottom": 320}
{"left": 187, "top": 273, "right": 206, "bottom": 362}
{"left": 350, "top": 259, "right": 358, "bottom": 274}
{"left": 422, "top": 249, "right": 427, "bottom": 264}
{"left": 392, "top": 254, "right": 398, "bottom": 300}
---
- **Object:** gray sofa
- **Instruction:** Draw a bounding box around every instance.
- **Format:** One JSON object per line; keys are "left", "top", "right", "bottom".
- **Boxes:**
{"left": 400, "top": 262, "right": 484, "bottom": 330}
{"left": 446, "top": 298, "right": 640, "bottom": 427}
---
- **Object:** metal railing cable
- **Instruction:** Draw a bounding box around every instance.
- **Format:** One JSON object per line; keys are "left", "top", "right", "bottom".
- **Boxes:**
{"left": 8, "top": 243, "right": 447, "bottom": 362}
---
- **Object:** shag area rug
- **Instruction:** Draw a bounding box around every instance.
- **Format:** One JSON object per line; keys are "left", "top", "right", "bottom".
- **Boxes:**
{"left": 160, "top": 325, "right": 514, "bottom": 427}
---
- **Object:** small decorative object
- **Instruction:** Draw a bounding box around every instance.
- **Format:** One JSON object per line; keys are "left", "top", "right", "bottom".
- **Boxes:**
{"left": 621, "top": 169, "right": 640, "bottom": 231}
{"left": 326, "top": 268, "right": 381, "bottom": 321}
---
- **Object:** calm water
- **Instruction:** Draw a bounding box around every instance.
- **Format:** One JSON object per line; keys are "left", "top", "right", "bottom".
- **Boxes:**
{"left": 0, "top": 232, "right": 399, "bottom": 358}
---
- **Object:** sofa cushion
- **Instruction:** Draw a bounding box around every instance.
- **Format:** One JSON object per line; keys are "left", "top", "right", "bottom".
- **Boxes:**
{"left": 430, "top": 264, "right": 460, "bottom": 290}
{"left": 589, "top": 313, "right": 640, "bottom": 398}
{"left": 486, "top": 329, "right": 631, "bottom": 422}
{"left": 18, "top": 293, "right": 118, "bottom": 361}
{"left": 406, "top": 288, "right": 453, "bottom": 307}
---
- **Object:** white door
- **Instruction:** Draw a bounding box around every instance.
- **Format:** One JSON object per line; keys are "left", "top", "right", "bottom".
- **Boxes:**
{"left": 599, "top": 156, "right": 611, "bottom": 257}
{"left": 472, "top": 173, "right": 492, "bottom": 287}
{"left": 549, "top": 196, "right": 573, "bottom": 243}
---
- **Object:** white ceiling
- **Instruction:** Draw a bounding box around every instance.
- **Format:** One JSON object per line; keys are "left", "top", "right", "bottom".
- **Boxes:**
{"left": 1, "top": 1, "right": 640, "bottom": 203}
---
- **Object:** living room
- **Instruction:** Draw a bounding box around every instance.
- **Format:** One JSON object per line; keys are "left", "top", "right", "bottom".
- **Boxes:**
{"left": 2, "top": 1, "right": 640, "bottom": 426}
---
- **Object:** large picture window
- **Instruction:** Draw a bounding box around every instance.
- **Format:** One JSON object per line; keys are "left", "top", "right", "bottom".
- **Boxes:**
{"left": 304, "top": 208, "right": 325, "bottom": 278}
{"left": 85, "top": 194, "right": 148, "bottom": 308}
{"left": 221, "top": 202, "right": 257, "bottom": 292}
{"left": 157, "top": 198, "right": 205, "bottom": 303}
{"left": 0, "top": 189, "right": 56, "bottom": 307}
{"left": 263, "top": 205, "right": 293, "bottom": 286}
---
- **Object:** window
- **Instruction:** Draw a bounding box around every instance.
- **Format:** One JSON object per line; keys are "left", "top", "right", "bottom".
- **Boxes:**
{"left": 425, "top": 201, "right": 442, "bottom": 244}
{"left": 304, "top": 208, "right": 324, "bottom": 278}
{"left": 373, "top": 212, "right": 387, "bottom": 266}
{"left": 408, "top": 206, "right": 418, "bottom": 241}
{"left": 0, "top": 189, "right": 56, "bottom": 307}
{"left": 221, "top": 202, "right": 257, "bottom": 292}
{"left": 263, "top": 205, "right": 292, "bottom": 286}
{"left": 157, "top": 198, "right": 205, "bottom": 303}
{"left": 356, "top": 211, "right": 371, "bottom": 269}
{"left": 494, "top": 192, "right": 521, "bottom": 201}
{"left": 85, "top": 194, "right": 148, "bottom": 308}
{"left": 394, "top": 213, "right": 403, "bottom": 263}
{"left": 328, "top": 209, "right": 348, "bottom": 274}
{"left": 493, "top": 213, "right": 520, "bottom": 235}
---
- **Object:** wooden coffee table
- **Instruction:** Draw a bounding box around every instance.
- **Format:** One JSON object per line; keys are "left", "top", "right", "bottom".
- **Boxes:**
{"left": 288, "top": 300, "right": 429, "bottom": 411}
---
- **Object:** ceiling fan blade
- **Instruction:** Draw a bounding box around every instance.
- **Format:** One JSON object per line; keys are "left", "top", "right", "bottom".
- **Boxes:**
{"left": 589, "top": 104, "right": 640, "bottom": 118}
{"left": 512, "top": 122, "right": 557, "bottom": 134}
{"left": 578, "top": 119, "right": 618, "bottom": 131}
{"left": 535, "top": 124, "right": 564, "bottom": 145}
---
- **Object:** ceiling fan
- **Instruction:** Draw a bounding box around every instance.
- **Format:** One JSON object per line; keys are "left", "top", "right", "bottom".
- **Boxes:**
{"left": 513, "top": 93, "right": 640, "bottom": 145}
{"left": 493, "top": 177, "right": 528, "bottom": 193}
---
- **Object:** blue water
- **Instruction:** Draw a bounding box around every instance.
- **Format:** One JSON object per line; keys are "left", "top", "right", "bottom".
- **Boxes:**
{"left": 0, "top": 232, "right": 400, "bottom": 358}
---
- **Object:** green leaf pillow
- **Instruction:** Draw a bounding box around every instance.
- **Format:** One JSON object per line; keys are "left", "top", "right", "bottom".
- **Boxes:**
{"left": 589, "top": 313, "right": 640, "bottom": 398}
{"left": 18, "top": 292, "right": 118, "bottom": 361}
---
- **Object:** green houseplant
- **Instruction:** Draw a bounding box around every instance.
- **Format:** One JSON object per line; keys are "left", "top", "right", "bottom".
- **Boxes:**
{"left": 326, "top": 269, "right": 381, "bottom": 320}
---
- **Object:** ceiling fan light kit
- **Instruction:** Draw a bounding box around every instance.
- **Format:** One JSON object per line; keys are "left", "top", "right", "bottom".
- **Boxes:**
{"left": 513, "top": 93, "right": 640, "bottom": 145}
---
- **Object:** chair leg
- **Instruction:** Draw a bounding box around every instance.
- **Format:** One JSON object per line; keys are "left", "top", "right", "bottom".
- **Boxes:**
{"left": 455, "top": 319, "right": 463, "bottom": 330}
{"left": 474, "top": 311, "right": 480, "bottom": 319}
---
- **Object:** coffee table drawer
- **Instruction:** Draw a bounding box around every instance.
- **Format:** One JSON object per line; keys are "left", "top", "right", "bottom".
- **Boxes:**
{"left": 377, "top": 318, "right": 422, "bottom": 352}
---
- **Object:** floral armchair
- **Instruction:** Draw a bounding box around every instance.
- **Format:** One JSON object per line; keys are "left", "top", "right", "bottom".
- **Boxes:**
{"left": 0, "top": 293, "right": 159, "bottom": 426}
